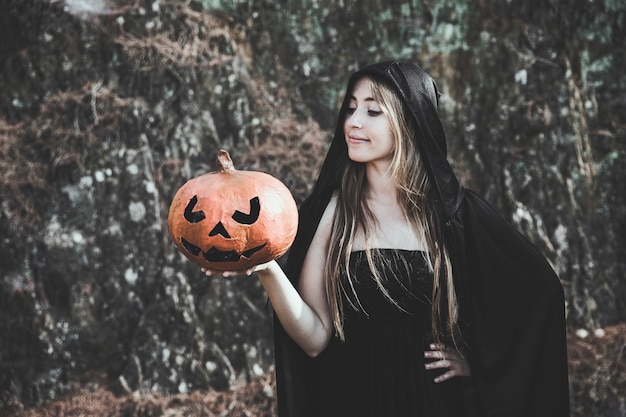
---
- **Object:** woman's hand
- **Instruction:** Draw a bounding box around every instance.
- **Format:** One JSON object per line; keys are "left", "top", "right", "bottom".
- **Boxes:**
{"left": 200, "top": 261, "right": 272, "bottom": 278}
{"left": 424, "top": 343, "right": 471, "bottom": 383}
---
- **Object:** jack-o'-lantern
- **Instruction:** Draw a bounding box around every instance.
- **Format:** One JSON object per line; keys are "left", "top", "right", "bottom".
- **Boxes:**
{"left": 168, "top": 149, "right": 298, "bottom": 271}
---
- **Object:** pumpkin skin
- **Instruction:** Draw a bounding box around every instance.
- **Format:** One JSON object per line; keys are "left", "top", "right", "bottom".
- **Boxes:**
{"left": 168, "top": 149, "right": 298, "bottom": 271}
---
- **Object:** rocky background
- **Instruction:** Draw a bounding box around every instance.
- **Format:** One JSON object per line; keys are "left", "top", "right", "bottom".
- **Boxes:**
{"left": 0, "top": 0, "right": 624, "bottom": 416}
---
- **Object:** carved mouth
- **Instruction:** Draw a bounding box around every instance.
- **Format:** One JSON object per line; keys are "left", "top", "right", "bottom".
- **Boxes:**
{"left": 181, "top": 238, "right": 266, "bottom": 263}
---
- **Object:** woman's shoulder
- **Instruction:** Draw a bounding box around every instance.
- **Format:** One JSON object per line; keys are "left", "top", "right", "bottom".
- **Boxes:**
{"left": 311, "top": 193, "right": 343, "bottom": 250}
{"left": 316, "top": 193, "right": 338, "bottom": 233}
{"left": 321, "top": 192, "right": 338, "bottom": 219}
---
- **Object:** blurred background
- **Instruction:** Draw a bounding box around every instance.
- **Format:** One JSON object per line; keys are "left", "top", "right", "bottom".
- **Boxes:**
{"left": 0, "top": 0, "right": 624, "bottom": 416}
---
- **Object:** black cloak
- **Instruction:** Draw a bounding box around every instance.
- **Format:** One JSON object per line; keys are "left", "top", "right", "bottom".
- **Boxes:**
{"left": 274, "top": 61, "right": 570, "bottom": 417}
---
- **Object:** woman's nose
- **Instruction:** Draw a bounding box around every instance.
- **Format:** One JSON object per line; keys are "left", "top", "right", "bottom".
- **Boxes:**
{"left": 346, "top": 112, "right": 363, "bottom": 128}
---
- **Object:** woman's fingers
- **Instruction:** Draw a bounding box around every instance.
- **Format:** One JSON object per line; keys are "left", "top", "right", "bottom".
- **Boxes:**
{"left": 433, "top": 370, "right": 456, "bottom": 383}
{"left": 424, "top": 358, "right": 452, "bottom": 369}
{"left": 200, "top": 268, "right": 253, "bottom": 277}
{"left": 200, "top": 263, "right": 267, "bottom": 277}
{"left": 424, "top": 344, "right": 471, "bottom": 382}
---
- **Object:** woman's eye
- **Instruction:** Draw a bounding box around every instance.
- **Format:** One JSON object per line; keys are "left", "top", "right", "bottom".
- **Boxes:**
{"left": 346, "top": 107, "right": 356, "bottom": 115}
{"left": 368, "top": 110, "right": 383, "bottom": 117}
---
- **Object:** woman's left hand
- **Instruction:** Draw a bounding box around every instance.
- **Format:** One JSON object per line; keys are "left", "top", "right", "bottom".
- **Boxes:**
{"left": 424, "top": 343, "right": 471, "bottom": 383}
{"left": 200, "top": 261, "right": 273, "bottom": 278}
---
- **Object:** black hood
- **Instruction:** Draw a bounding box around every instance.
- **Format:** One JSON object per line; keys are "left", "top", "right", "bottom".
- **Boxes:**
{"left": 311, "top": 61, "right": 464, "bottom": 220}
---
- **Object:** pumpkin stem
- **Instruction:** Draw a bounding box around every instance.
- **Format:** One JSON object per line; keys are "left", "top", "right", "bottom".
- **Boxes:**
{"left": 216, "top": 149, "right": 235, "bottom": 172}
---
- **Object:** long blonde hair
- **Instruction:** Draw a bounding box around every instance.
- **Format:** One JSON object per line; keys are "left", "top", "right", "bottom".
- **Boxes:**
{"left": 325, "top": 76, "right": 459, "bottom": 346}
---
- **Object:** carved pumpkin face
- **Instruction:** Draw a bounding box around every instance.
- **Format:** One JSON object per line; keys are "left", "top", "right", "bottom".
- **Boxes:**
{"left": 168, "top": 150, "right": 298, "bottom": 271}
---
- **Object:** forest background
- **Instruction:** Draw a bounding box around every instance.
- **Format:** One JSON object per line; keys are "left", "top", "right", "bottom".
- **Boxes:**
{"left": 0, "top": 0, "right": 624, "bottom": 416}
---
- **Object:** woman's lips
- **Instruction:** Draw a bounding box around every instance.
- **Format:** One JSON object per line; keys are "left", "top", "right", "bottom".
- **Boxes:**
{"left": 347, "top": 134, "right": 369, "bottom": 144}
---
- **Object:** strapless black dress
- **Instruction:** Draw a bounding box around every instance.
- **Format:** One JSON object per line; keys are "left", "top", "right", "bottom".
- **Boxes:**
{"left": 306, "top": 249, "right": 465, "bottom": 417}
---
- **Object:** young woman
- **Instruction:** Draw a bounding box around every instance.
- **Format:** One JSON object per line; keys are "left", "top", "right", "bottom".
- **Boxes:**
{"left": 203, "top": 61, "right": 570, "bottom": 417}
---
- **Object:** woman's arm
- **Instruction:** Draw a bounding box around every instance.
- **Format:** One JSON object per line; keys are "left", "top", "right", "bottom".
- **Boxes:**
{"left": 202, "top": 197, "right": 337, "bottom": 357}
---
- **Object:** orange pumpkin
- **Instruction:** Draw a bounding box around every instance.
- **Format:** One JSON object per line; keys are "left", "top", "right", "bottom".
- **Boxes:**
{"left": 168, "top": 149, "right": 298, "bottom": 271}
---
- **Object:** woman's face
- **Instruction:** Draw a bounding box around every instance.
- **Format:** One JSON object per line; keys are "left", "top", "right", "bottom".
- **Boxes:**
{"left": 344, "top": 77, "right": 395, "bottom": 167}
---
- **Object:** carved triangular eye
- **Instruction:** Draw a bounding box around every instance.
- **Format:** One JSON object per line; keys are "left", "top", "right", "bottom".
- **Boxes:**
{"left": 184, "top": 195, "right": 206, "bottom": 223}
{"left": 232, "top": 197, "right": 260, "bottom": 225}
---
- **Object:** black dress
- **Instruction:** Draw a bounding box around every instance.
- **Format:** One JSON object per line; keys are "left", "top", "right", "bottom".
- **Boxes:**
{"left": 307, "top": 249, "right": 464, "bottom": 417}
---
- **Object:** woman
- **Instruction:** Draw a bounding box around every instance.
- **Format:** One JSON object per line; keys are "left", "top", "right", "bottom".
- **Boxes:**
{"left": 204, "top": 61, "right": 570, "bottom": 417}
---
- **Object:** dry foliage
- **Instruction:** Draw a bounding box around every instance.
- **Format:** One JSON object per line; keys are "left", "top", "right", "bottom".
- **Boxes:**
{"left": 0, "top": 84, "right": 137, "bottom": 229}
{"left": 7, "top": 374, "right": 276, "bottom": 417}
{"left": 116, "top": 2, "right": 238, "bottom": 71}
{"left": 568, "top": 323, "right": 626, "bottom": 417}
{"left": 239, "top": 115, "right": 329, "bottom": 205}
